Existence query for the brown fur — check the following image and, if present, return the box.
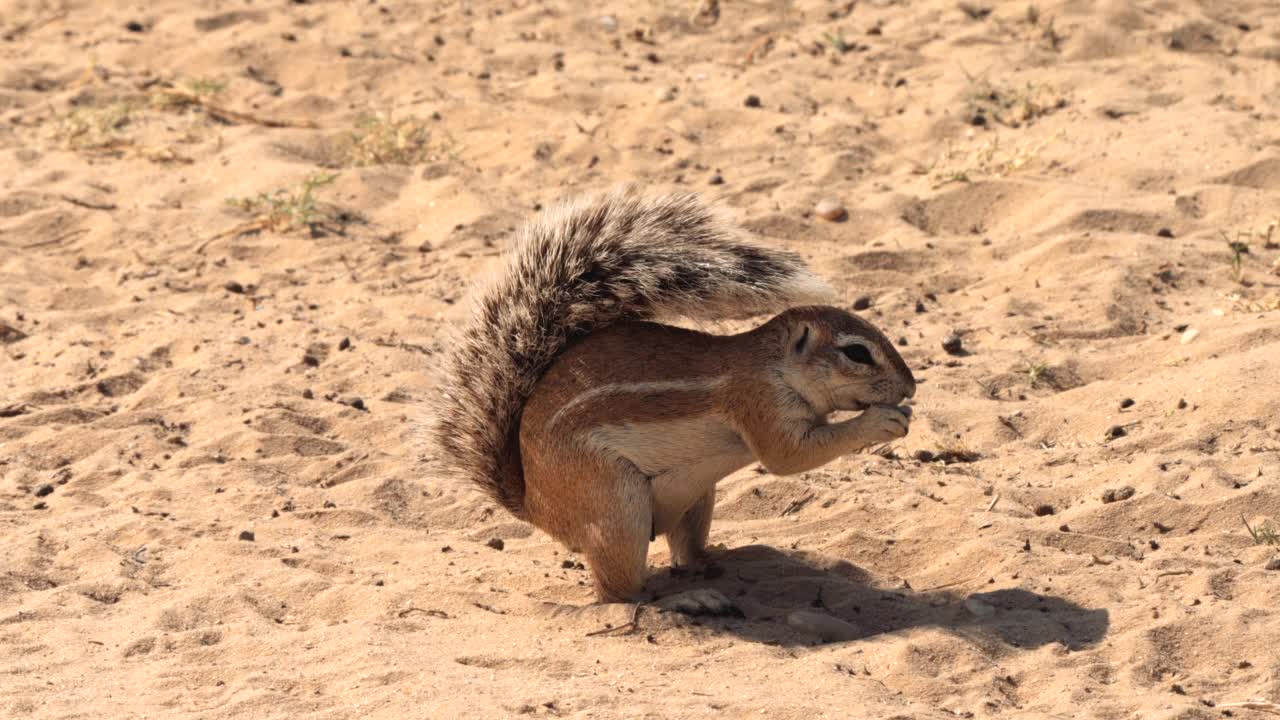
[520,308,914,601]
[430,186,832,519]
[430,187,914,602]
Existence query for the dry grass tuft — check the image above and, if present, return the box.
[346,113,442,167]
[924,132,1062,187]
[968,79,1069,128]
[1244,516,1280,546]
[224,173,339,234]
[54,103,133,154]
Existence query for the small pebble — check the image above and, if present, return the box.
[743,94,762,108]
[236,336,251,345]
[338,337,352,351]
[302,388,315,399]
[941,334,965,356]
[33,501,48,510]
[34,484,54,497]
[238,530,256,542]
[655,86,676,103]
[786,611,861,642]
[1119,398,1135,409]
[1177,398,1188,409]
[224,281,246,294]
[1157,228,1175,238]
[1105,425,1127,440]
[814,199,847,222]
[598,15,618,31]
[1102,486,1136,503]
[913,449,935,463]
[915,301,927,313]
[852,296,873,311]
[1034,504,1056,516]
[709,174,725,185]
[1266,558,1280,571]
[964,595,996,617]
[346,397,367,411]
[1180,327,1199,344]
[486,537,505,551]
[125,20,145,33]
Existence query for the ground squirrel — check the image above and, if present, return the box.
[432,186,916,603]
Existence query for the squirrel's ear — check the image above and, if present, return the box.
[789,323,812,357]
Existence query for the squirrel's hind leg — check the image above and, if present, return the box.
[667,489,714,568]
[524,448,653,603]
[582,463,653,603]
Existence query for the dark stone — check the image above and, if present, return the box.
[942,334,965,355]
[1102,486,1136,503]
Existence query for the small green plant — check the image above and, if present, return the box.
[1243,516,1279,546]
[1025,360,1048,388]
[225,173,339,233]
[1224,235,1250,283]
[184,77,226,97]
[822,30,852,54]
[347,113,436,166]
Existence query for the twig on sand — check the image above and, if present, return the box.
[1218,700,1280,716]
[744,35,774,64]
[196,218,273,254]
[985,493,1001,512]
[152,88,317,129]
[1154,569,1192,582]
[398,607,449,619]
[916,575,978,593]
[60,194,117,211]
[586,602,644,637]
[12,227,89,250]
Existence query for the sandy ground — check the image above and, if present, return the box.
[3,0,1280,718]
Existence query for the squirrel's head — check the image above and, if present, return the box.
[769,306,916,415]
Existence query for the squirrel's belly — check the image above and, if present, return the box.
[587,415,754,534]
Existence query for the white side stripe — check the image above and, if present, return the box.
[549,377,728,429]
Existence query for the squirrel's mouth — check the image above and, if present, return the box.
[844,400,913,415]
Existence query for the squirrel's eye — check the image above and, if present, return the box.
[840,344,876,366]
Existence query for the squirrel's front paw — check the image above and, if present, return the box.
[856,405,911,444]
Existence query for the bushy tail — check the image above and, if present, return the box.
[429,185,834,518]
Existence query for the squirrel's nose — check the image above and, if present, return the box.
[903,379,917,400]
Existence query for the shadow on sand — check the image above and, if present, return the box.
[635,544,1109,649]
